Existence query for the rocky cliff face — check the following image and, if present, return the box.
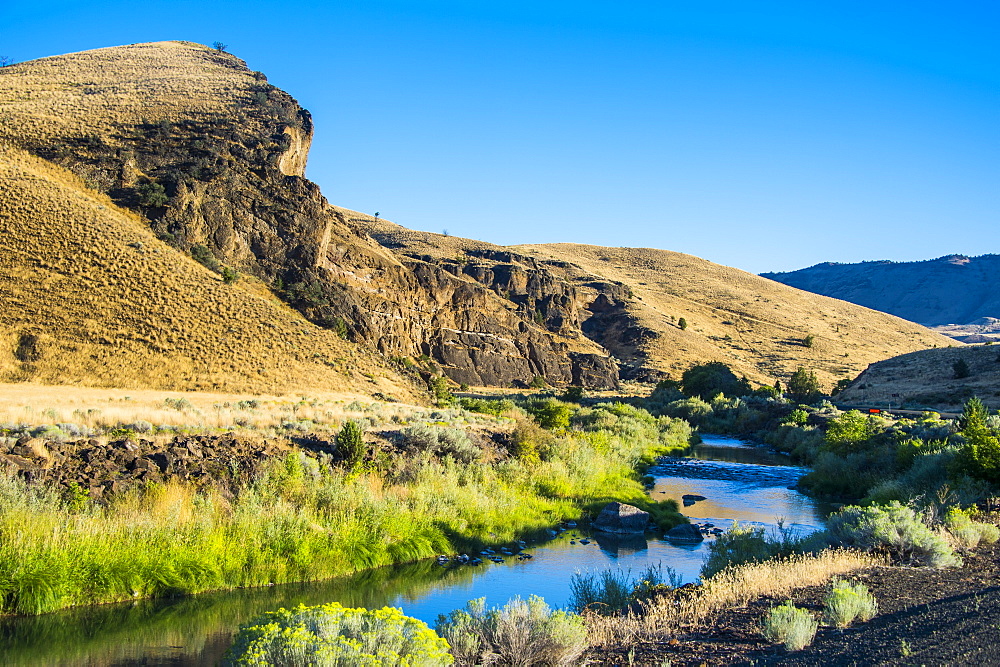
[0,42,618,388]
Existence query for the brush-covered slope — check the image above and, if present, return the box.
[837,345,1000,411]
[0,145,416,398]
[0,41,617,389]
[351,218,953,389]
[762,255,1000,326]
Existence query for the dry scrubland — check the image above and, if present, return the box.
[0,147,416,398]
[838,344,1000,410]
[518,243,952,388]
[347,207,951,389]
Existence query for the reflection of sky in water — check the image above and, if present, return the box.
[389,435,823,622]
[2,435,827,664]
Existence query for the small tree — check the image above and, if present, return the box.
[212,41,228,53]
[953,358,971,379]
[336,421,365,470]
[220,266,239,284]
[787,367,822,404]
[429,375,453,407]
[678,317,688,330]
[136,182,168,208]
[803,334,815,348]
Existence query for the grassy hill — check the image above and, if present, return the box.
[351,215,953,390]
[0,41,953,394]
[0,145,417,398]
[836,344,1000,411]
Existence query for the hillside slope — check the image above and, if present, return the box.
[0,145,416,398]
[0,41,953,392]
[0,41,617,389]
[837,345,1000,411]
[352,217,953,389]
[762,255,1000,326]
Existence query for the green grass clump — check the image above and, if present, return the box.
[762,601,817,651]
[225,602,452,666]
[436,596,587,667]
[568,563,681,615]
[822,579,877,628]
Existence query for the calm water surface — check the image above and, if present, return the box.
[0,434,826,665]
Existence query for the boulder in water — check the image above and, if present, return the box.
[592,502,650,534]
[666,523,705,542]
[682,494,707,506]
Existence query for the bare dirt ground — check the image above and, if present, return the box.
[589,542,1000,666]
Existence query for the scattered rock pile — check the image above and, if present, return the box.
[0,435,308,499]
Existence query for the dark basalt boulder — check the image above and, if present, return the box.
[592,502,649,534]
[666,523,705,542]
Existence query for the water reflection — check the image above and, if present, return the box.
[0,434,826,666]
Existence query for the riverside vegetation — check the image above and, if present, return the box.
[0,391,691,616]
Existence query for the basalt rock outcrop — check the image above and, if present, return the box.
[0,434,304,499]
[0,41,618,389]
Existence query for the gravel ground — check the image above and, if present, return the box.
[588,542,1000,666]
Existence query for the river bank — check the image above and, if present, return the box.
[588,537,1000,665]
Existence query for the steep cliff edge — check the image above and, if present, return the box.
[0,41,618,388]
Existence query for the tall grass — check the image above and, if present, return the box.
[0,399,689,615]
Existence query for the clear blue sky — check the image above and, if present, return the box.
[3,1,997,273]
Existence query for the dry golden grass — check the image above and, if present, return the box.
[0,382,435,437]
[346,210,951,389]
[512,243,953,387]
[586,550,876,647]
[0,146,419,399]
[837,343,1000,410]
[0,41,251,151]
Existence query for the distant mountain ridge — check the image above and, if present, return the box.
[762,254,1000,326]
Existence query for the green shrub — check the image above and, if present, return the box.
[822,579,877,628]
[825,502,960,567]
[524,398,571,431]
[762,601,817,651]
[191,244,221,272]
[401,425,481,464]
[787,367,822,404]
[336,421,366,470]
[435,596,587,667]
[221,266,240,284]
[136,182,168,207]
[783,409,808,426]
[680,361,751,399]
[944,507,1000,549]
[458,397,515,417]
[225,602,452,666]
[429,376,453,407]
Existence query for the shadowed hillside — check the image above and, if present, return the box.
[837,344,1000,411]
[762,255,1000,326]
[0,145,416,398]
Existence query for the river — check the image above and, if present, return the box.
[0,434,827,665]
